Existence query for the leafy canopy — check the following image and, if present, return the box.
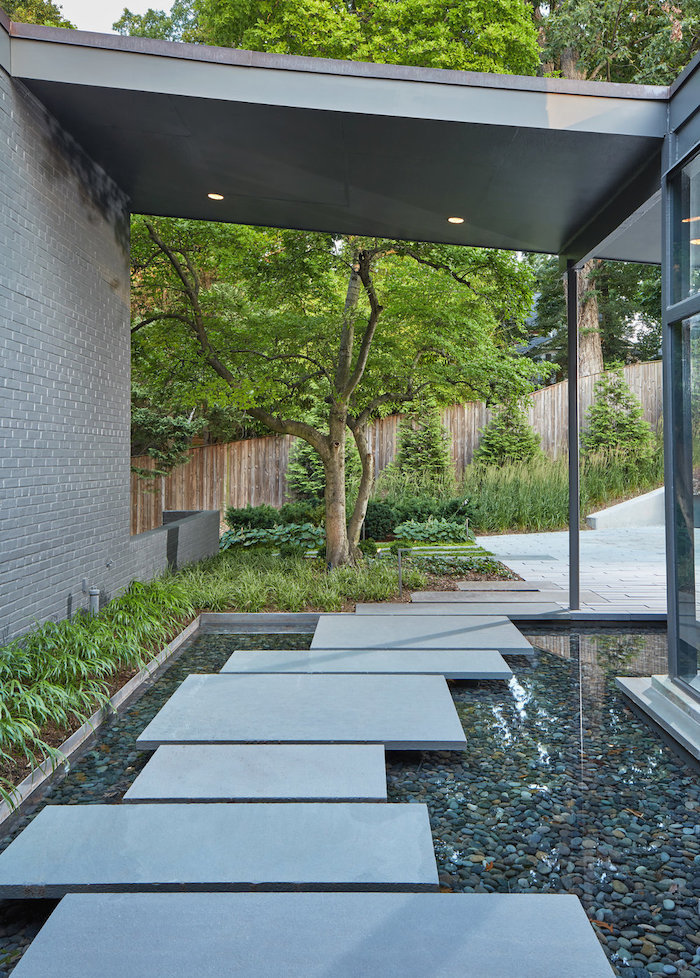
[3,0,73,26]
[130,219,538,431]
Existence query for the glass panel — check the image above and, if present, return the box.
[672,154,700,303]
[671,314,700,692]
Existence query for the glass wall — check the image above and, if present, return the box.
[666,151,700,698]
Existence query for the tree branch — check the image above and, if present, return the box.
[131,312,194,335]
[342,250,384,397]
[245,406,329,458]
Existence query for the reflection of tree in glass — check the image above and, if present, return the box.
[595,634,644,672]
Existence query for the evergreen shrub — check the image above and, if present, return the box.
[582,368,655,456]
[224,503,279,529]
[473,401,543,464]
[396,403,454,483]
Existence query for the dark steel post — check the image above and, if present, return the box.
[567,260,580,610]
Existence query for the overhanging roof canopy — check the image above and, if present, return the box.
[1,18,670,261]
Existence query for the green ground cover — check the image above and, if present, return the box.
[0,546,515,806]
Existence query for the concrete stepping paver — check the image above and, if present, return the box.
[219,647,512,680]
[0,803,438,897]
[312,613,533,655]
[123,744,388,802]
[456,580,561,590]
[8,892,615,978]
[412,590,590,603]
[136,674,467,750]
[354,602,563,617]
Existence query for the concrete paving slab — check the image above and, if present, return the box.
[312,614,533,655]
[123,745,388,802]
[136,674,467,750]
[9,892,615,978]
[411,590,595,603]
[456,581,561,590]
[0,803,438,897]
[354,602,563,616]
[219,647,512,680]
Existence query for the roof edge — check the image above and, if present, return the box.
[8,20,670,101]
[0,6,10,34]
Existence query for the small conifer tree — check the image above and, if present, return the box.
[473,401,543,464]
[395,403,453,482]
[582,368,654,457]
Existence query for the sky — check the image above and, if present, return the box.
[56,0,156,34]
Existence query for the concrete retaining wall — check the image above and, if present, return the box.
[586,487,665,530]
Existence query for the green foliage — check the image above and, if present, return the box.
[460,450,664,534]
[539,0,699,85]
[473,402,543,465]
[286,433,361,503]
[393,518,469,544]
[176,548,426,613]
[224,503,279,529]
[194,0,540,75]
[3,0,73,26]
[358,538,378,556]
[582,369,655,457]
[363,494,472,540]
[278,500,325,526]
[395,403,454,488]
[131,401,205,478]
[525,256,662,375]
[219,522,325,552]
[114,0,197,39]
[410,551,515,577]
[0,577,195,807]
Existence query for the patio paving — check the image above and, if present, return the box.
[8,892,615,978]
[136,673,468,750]
[477,526,667,613]
[219,647,512,680]
[311,613,533,655]
[0,803,438,896]
[123,744,388,802]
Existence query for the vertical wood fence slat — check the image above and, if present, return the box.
[131,360,663,534]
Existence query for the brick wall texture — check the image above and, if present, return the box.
[0,64,218,643]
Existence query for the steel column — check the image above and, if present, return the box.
[567,260,580,611]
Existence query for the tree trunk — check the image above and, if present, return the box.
[323,405,351,568]
[577,259,604,377]
[347,422,374,553]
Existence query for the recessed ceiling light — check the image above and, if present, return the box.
[447,216,465,224]
[208,193,224,201]
[683,216,700,223]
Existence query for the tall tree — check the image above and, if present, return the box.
[532,0,696,375]
[122,0,541,565]
[131,220,536,565]
[3,0,73,26]
[526,254,662,376]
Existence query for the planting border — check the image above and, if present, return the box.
[0,613,318,830]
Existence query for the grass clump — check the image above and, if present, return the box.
[459,449,663,534]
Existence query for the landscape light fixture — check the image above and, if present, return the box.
[447,216,465,224]
[208,192,224,200]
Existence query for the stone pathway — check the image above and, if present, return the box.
[0,609,614,977]
[477,527,667,613]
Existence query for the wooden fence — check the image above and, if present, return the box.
[131,360,663,534]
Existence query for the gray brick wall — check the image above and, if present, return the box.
[0,61,218,643]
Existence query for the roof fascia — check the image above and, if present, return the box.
[8,21,670,102]
[9,30,668,140]
[0,7,9,74]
